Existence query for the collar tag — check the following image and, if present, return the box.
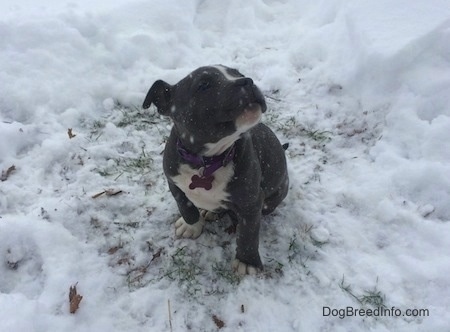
[177,139,236,190]
[189,174,214,190]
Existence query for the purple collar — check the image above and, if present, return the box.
[177,139,236,177]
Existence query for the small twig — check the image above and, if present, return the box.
[265,94,282,102]
[1,165,16,181]
[168,299,173,332]
[339,275,363,304]
[91,189,123,199]
[105,189,123,196]
[114,172,124,181]
[92,190,106,199]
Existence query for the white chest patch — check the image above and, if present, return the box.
[171,163,234,212]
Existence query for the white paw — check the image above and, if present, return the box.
[232,259,259,276]
[175,217,205,239]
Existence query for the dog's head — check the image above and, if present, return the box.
[143,65,267,155]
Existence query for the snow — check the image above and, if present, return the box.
[1,0,450,330]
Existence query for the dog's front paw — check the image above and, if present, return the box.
[175,217,205,239]
[232,259,261,275]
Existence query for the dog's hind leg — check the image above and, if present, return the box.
[262,176,289,215]
[199,209,220,222]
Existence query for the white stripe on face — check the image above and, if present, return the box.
[213,65,242,81]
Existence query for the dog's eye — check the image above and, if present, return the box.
[197,81,211,92]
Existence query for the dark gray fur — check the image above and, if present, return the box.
[143,65,288,270]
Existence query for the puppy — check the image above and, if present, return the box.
[143,65,288,274]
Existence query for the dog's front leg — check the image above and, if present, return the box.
[168,181,205,239]
[233,199,264,275]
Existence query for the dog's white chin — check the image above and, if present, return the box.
[203,104,262,157]
[236,103,262,130]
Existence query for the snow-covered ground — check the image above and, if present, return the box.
[1,0,450,331]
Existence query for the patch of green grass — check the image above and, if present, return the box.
[360,286,386,307]
[97,169,113,177]
[304,129,332,142]
[96,146,154,179]
[153,251,244,298]
[122,147,154,173]
[270,113,333,144]
[263,111,281,125]
[287,234,312,276]
[117,107,145,128]
[288,235,300,263]
[282,116,300,134]
[212,262,241,285]
[85,119,106,142]
[163,247,203,297]
[339,276,386,308]
[114,101,163,132]
[264,257,285,276]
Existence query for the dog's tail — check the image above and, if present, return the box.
[282,143,289,151]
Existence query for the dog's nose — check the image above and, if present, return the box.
[235,77,253,86]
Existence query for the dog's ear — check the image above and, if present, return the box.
[142,80,172,115]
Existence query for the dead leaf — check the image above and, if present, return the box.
[212,315,225,329]
[151,248,163,262]
[1,165,16,181]
[117,256,132,265]
[108,246,121,255]
[69,284,83,314]
[68,128,76,139]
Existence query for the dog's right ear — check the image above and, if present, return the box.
[142,80,172,115]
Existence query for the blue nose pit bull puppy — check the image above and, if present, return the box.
[143,65,289,275]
